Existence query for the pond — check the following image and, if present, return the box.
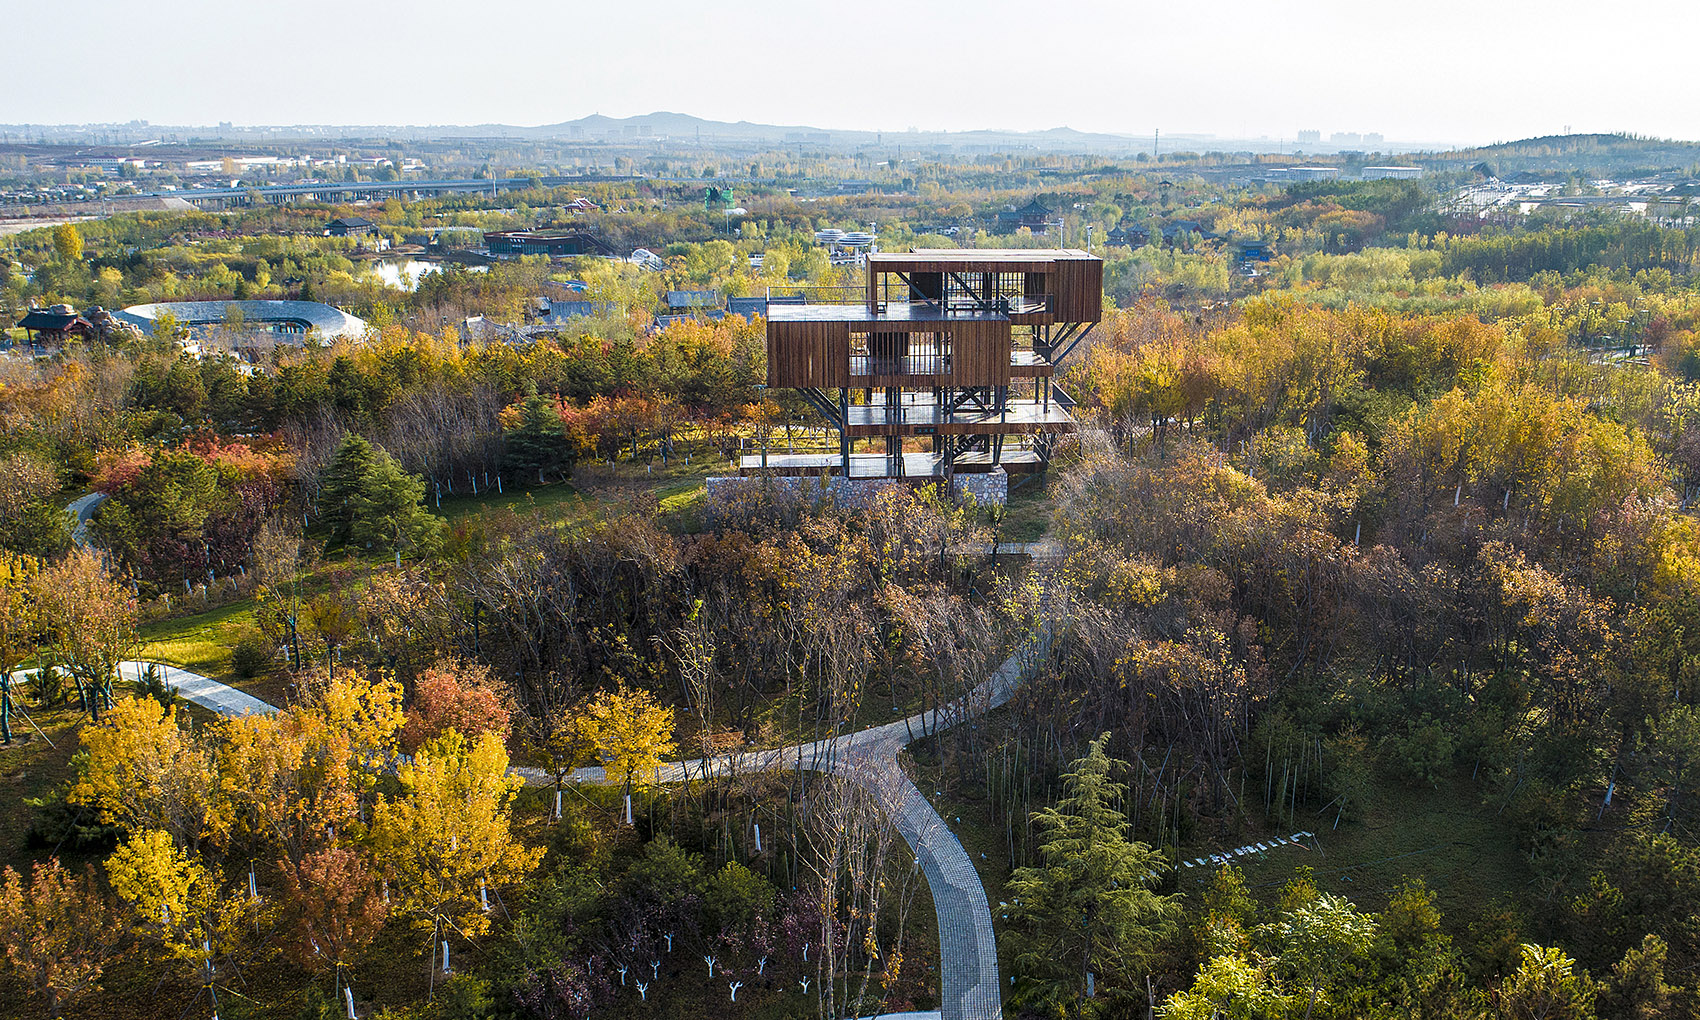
[372,259,485,291]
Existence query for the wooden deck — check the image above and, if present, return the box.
[842,398,1075,437]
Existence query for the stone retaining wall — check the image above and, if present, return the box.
[704,467,1008,523]
[950,467,1008,509]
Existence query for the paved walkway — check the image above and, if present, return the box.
[119,660,277,716]
[64,492,108,550]
[520,633,1042,1020]
[10,660,277,718]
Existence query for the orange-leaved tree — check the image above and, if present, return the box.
[0,859,127,1018]
[400,658,513,754]
[280,846,387,992]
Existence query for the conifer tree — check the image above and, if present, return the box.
[503,383,573,484]
[1006,733,1179,1016]
[316,435,441,555]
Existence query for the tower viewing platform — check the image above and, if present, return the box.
[749,248,1102,484]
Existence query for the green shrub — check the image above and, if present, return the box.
[27,662,64,708]
[230,629,275,680]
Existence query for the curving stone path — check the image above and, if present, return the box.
[518,633,1045,1020]
[64,491,108,550]
[60,486,1028,1020]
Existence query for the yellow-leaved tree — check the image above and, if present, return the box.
[585,683,676,797]
[215,669,402,870]
[70,696,214,850]
[369,729,541,993]
[106,828,258,1007]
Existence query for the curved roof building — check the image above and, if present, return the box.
[115,300,368,342]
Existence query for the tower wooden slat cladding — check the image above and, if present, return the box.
[755,248,1102,481]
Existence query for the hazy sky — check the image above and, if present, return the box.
[11,0,1698,145]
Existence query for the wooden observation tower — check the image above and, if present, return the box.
[747,249,1103,482]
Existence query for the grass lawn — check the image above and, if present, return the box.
[431,476,593,524]
[431,451,720,534]
[0,702,89,864]
[137,598,256,675]
[997,480,1056,543]
[1217,773,1532,927]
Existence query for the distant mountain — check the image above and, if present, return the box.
[0,113,1448,157]
[494,111,1149,151]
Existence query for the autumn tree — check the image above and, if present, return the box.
[0,554,37,744]
[517,709,596,819]
[216,669,402,875]
[0,860,126,1018]
[584,683,676,803]
[52,223,83,264]
[69,695,213,848]
[279,847,387,993]
[306,593,358,679]
[369,729,542,993]
[106,829,259,1009]
[32,549,136,720]
[803,767,928,1020]
[400,658,513,754]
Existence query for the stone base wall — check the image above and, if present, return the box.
[950,467,1008,509]
[704,467,1008,523]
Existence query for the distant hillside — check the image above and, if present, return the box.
[1430,133,1700,176]
[500,111,1150,153]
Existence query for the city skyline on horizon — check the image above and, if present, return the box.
[9,0,1695,148]
[0,111,1575,156]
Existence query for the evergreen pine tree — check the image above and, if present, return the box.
[504,383,572,484]
[317,435,441,555]
[1006,733,1180,1016]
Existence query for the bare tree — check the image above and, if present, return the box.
[801,764,928,1020]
